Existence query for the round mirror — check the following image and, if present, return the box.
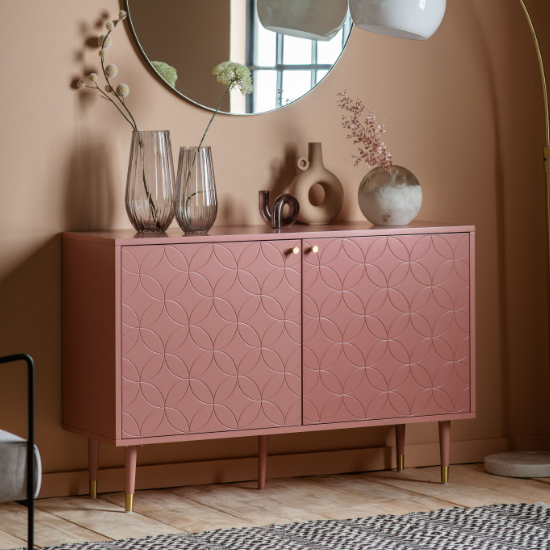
[125,0,353,115]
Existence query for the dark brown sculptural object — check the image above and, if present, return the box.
[259,191,300,229]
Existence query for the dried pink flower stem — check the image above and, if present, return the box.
[337,91,392,171]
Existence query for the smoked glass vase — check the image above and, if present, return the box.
[125,130,176,233]
[175,146,218,234]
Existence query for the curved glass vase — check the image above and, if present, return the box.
[175,146,218,234]
[125,130,176,233]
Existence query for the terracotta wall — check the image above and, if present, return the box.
[0,0,549,496]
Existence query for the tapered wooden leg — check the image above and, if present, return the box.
[125,446,137,512]
[439,421,451,484]
[88,439,99,499]
[258,435,268,490]
[395,425,405,472]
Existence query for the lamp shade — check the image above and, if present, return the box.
[350,0,446,40]
[258,0,348,41]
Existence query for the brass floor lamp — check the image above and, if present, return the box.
[349,0,550,477]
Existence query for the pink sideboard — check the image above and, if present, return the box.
[62,221,475,511]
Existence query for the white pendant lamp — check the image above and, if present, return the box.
[258,0,349,42]
[350,0,447,41]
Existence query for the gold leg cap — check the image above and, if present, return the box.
[89,480,97,499]
[441,465,449,484]
[125,493,134,513]
[397,455,405,472]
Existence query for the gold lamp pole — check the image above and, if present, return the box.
[350,0,550,475]
[517,0,550,269]
[480,0,550,477]
[484,0,550,477]
[488,0,550,476]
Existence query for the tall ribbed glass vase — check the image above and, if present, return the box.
[175,146,218,234]
[125,130,176,233]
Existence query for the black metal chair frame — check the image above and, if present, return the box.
[0,354,35,550]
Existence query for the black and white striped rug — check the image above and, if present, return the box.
[40,503,550,550]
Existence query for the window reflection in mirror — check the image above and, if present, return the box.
[126,0,352,115]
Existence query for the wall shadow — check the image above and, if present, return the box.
[461,2,510,440]
[267,145,299,199]
[220,145,298,225]
[0,237,63,467]
[466,0,550,443]
[65,13,118,232]
[62,134,116,231]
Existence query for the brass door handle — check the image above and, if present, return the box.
[291,247,300,255]
[310,246,319,254]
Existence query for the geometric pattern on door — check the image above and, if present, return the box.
[121,241,302,438]
[302,234,470,425]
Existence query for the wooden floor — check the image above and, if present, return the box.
[1,464,549,548]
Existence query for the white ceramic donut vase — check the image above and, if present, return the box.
[289,143,344,225]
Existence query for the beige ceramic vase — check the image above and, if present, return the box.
[289,143,344,225]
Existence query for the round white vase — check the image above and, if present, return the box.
[358,165,422,226]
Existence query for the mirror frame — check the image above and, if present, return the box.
[124,0,354,116]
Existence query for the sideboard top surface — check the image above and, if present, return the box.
[63,221,475,246]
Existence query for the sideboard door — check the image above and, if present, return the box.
[302,234,471,425]
[121,241,302,438]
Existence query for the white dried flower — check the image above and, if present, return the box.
[98,35,112,49]
[76,79,86,89]
[89,73,98,82]
[99,49,107,58]
[212,61,253,94]
[105,64,118,78]
[116,83,130,98]
[105,84,113,93]
[114,20,121,28]
[106,21,114,31]
[119,10,127,19]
